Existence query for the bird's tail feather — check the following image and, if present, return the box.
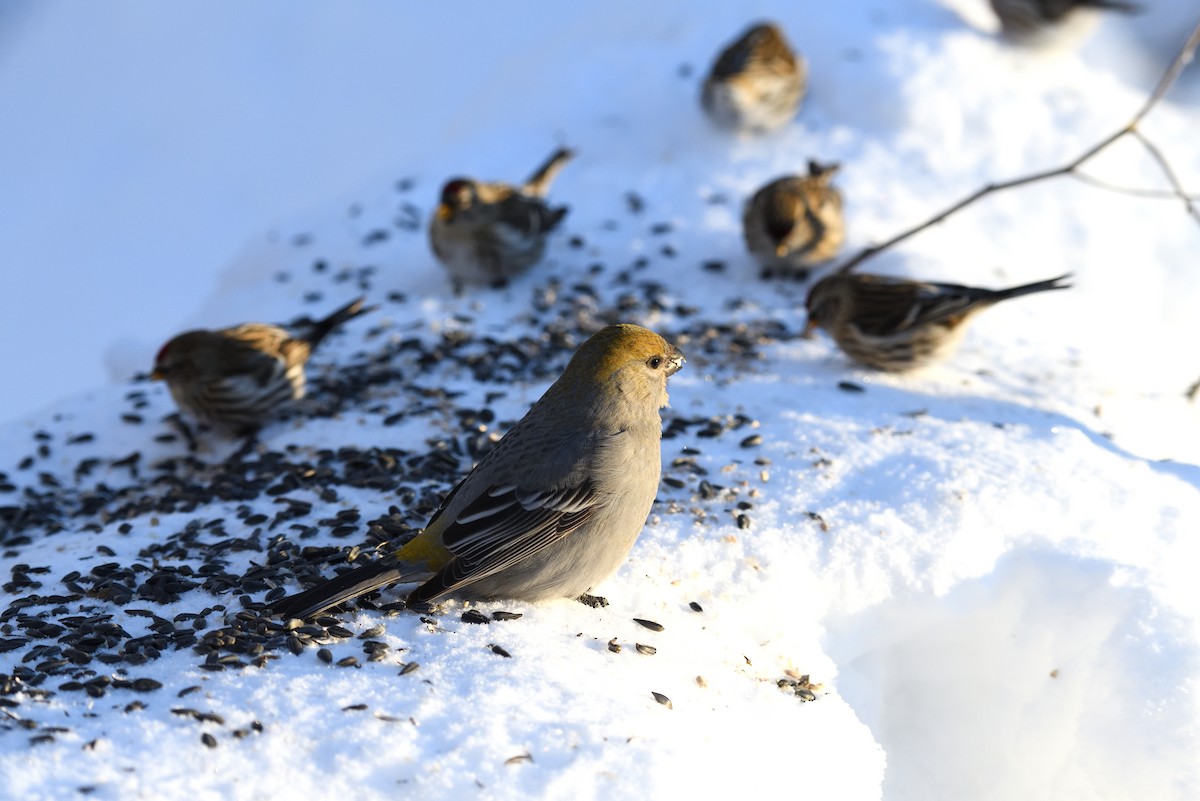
[994,274,1072,301]
[523,147,575,197]
[271,559,426,620]
[304,297,377,350]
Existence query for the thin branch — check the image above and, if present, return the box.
[1188,376,1200,403]
[1130,128,1200,222]
[835,17,1200,275]
[1070,171,1200,201]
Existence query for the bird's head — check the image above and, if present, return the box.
[557,324,684,412]
[436,179,478,220]
[803,274,849,336]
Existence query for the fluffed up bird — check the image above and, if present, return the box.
[743,160,844,280]
[151,297,374,432]
[701,21,807,134]
[270,323,685,620]
[803,272,1071,371]
[990,0,1139,44]
[429,147,574,288]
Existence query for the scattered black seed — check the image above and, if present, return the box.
[607,639,621,653]
[461,609,490,625]
[398,662,419,676]
[651,691,672,709]
[337,656,360,668]
[662,476,685,489]
[358,625,386,639]
[740,434,762,448]
[317,648,333,664]
[635,643,656,655]
[806,512,830,532]
[343,703,368,711]
[491,611,522,621]
[688,601,703,613]
[737,513,751,530]
[490,644,511,658]
[633,618,664,632]
[201,732,218,748]
[177,686,202,698]
[837,381,865,393]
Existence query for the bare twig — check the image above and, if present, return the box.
[1130,129,1200,222]
[1071,172,1200,201]
[836,18,1200,275]
[1187,375,1200,403]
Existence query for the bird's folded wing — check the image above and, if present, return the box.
[853,284,975,336]
[424,481,600,597]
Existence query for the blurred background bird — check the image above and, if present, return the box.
[804,272,1071,371]
[151,297,374,433]
[990,0,1139,45]
[743,160,844,280]
[271,323,685,620]
[429,147,574,288]
[701,21,807,133]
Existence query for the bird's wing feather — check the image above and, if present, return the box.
[420,480,601,599]
[852,280,981,335]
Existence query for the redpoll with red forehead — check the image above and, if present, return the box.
[701,22,806,134]
[429,147,574,288]
[151,297,374,433]
[271,324,685,619]
[804,272,1071,371]
[743,160,844,280]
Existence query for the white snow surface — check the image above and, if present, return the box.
[2,2,1200,800]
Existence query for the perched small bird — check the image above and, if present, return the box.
[271,324,685,619]
[429,147,574,288]
[990,0,1139,44]
[151,297,373,432]
[743,160,845,280]
[701,22,807,134]
[803,272,1071,371]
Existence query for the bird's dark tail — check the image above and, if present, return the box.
[303,297,377,351]
[270,559,426,620]
[523,147,575,197]
[1078,0,1139,12]
[993,274,1073,302]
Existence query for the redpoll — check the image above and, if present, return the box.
[701,22,806,134]
[990,0,1139,43]
[429,147,574,288]
[743,160,844,280]
[804,272,1071,371]
[271,324,685,619]
[151,297,374,432]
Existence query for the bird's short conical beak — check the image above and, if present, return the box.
[150,369,165,380]
[435,203,452,221]
[774,243,790,258]
[666,348,685,376]
[801,317,820,340]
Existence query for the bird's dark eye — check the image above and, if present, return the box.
[647,356,663,370]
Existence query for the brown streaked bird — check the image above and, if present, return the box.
[151,297,374,432]
[271,324,685,620]
[990,0,1139,43]
[701,21,807,134]
[803,272,1071,371]
[743,160,845,280]
[429,147,574,288]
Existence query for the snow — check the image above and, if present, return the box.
[2,2,1200,800]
